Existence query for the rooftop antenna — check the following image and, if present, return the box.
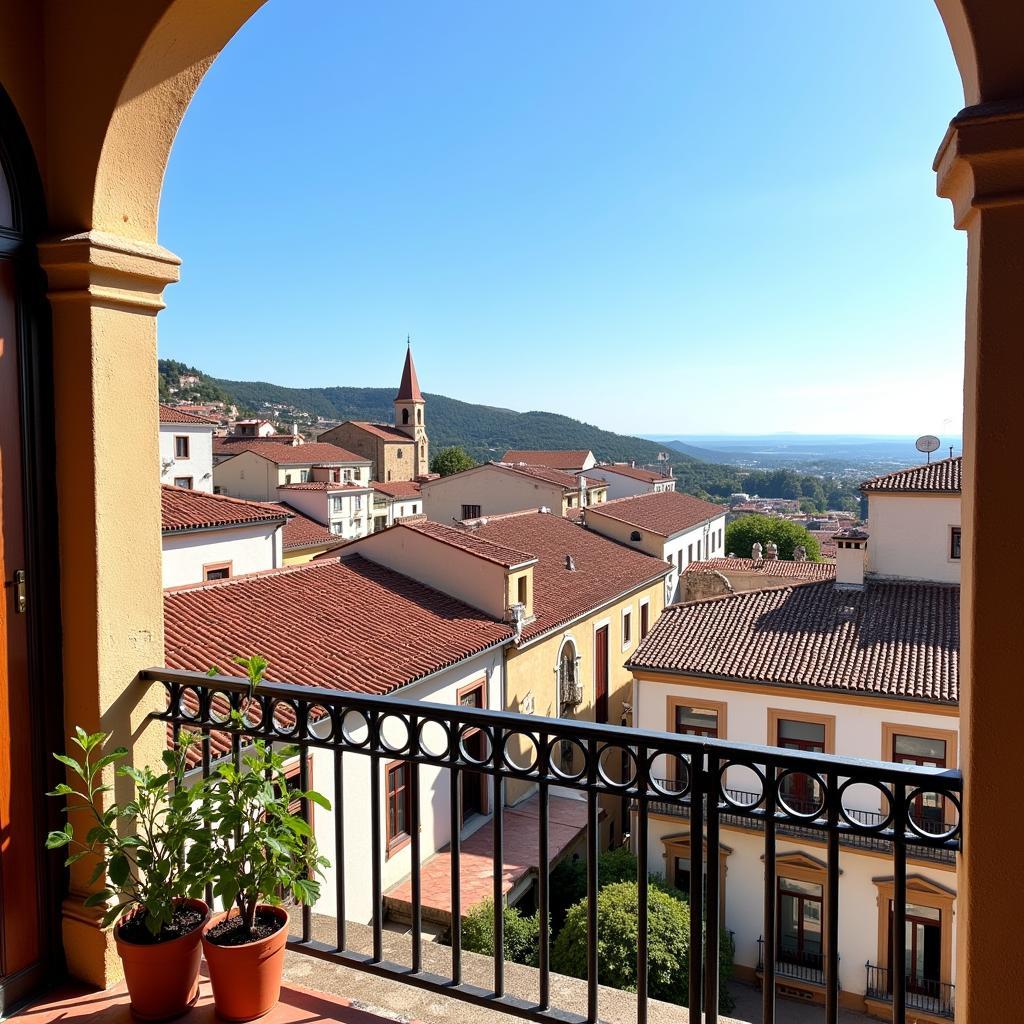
[406,334,411,348]
[915,434,941,464]
[949,446,954,459]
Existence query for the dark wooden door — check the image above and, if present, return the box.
[0,96,61,1013]
[594,626,609,724]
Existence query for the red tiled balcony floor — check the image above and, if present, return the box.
[12,974,417,1024]
[384,792,590,923]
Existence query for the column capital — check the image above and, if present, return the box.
[934,98,1024,228]
[38,230,181,313]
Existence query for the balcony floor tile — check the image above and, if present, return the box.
[11,973,418,1024]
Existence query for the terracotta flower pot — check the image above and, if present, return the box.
[201,905,289,1022]
[114,897,210,1021]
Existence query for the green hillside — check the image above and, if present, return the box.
[213,375,689,467]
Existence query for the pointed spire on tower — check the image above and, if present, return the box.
[395,338,424,402]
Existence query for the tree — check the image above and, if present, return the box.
[461,898,540,967]
[550,881,734,1011]
[430,446,476,477]
[725,514,822,561]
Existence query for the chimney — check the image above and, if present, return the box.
[751,541,763,561]
[834,528,869,588]
[764,541,778,561]
[578,475,587,507]
[565,555,576,571]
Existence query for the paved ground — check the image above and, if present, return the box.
[727,979,875,1023]
[384,793,589,923]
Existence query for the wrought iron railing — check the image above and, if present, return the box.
[866,963,955,1019]
[142,668,962,1024]
[648,780,957,865]
[756,937,831,986]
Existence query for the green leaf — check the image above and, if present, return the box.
[53,754,86,779]
[64,850,91,867]
[84,889,114,908]
[45,830,72,849]
[108,854,130,887]
[304,790,332,811]
[46,783,75,797]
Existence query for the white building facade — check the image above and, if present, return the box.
[592,463,677,500]
[278,482,372,540]
[158,405,216,492]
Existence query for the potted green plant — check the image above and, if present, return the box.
[46,727,210,1021]
[197,656,330,1022]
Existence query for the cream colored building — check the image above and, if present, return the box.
[628,457,962,1016]
[213,440,371,501]
[343,511,670,845]
[583,490,727,603]
[421,461,607,523]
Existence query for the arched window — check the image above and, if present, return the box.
[402,408,410,425]
[557,639,579,708]
[417,408,422,425]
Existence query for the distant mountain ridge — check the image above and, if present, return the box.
[212,375,693,467]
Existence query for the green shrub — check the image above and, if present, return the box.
[550,880,734,1011]
[461,898,540,967]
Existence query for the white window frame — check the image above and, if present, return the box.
[621,605,633,651]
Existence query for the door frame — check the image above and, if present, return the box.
[0,83,66,1010]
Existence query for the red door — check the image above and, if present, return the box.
[594,626,609,724]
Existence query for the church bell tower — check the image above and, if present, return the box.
[394,339,429,477]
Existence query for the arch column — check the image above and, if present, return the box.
[37,230,180,986]
[934,99,1024,1022]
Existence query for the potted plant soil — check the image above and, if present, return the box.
[197,656,330,1022]
[46,727,210,1020]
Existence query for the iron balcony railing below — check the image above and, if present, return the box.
[756,937,831,987]
[141,667,963,1024]
[647,780,956,865]
[866,963,955,1019]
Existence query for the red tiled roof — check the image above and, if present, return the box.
[339,421,414,443]
[372,480,422,499]
[215,440,369,465]
[501,450,593,471]
[684,557,836,581]
[277,481,370,492]
[159,404,218,425]
[279,504,345,552]
[599,464,672,484]
[160,486,288,534]
[584,490,725,538]
[629,579,959,704]
[395,345,424,402]
[165,557,513,693]
[397,518,537,568]
[472,511,671,642]
[861,456,962,494]
[494,462,603,492]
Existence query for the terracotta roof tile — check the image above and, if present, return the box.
[501,450,593,470]
[584,491,725,538]
[279,504,345,551]
[684,557,836,580]
[861,456,962,494]
[159,404,218,425]
[164,557,513,694]
[629,579,959,704]
[599,464,673,484]
[472,512,671,642]
[160,486,288,533]
[277,481,370,492]
[338,422,414,443]
[397,518,537,568]
[494,462,604,491]
[215,440,370,465]
[372,480,422,499]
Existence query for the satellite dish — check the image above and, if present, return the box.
[916,435,941,462]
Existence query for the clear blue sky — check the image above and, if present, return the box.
[159,1,966,436]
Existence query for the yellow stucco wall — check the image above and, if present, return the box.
[503,577,666,844]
